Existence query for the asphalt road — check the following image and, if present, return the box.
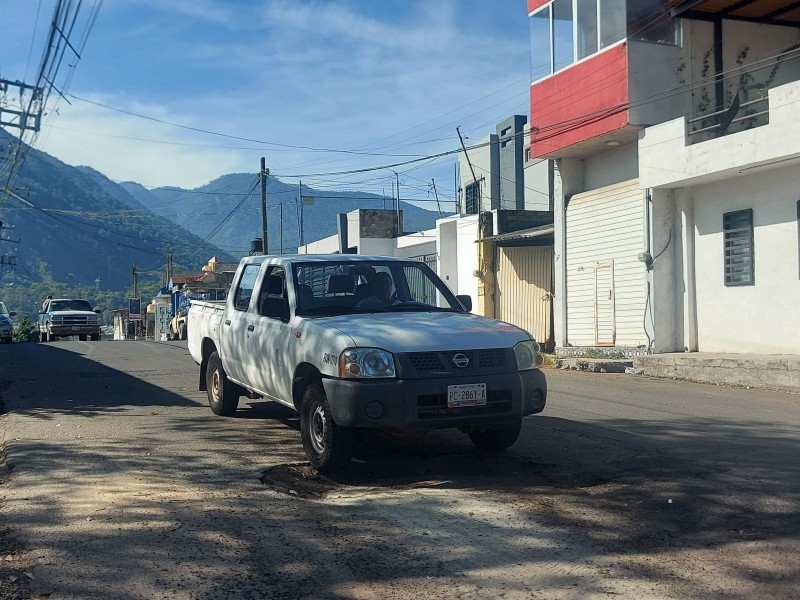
[0,340,798,599]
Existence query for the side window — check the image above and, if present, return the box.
[402,266,436,305]
[233,264,260,311]
[797,201,800,279]
[723,209,754,286]
[256,266,286,316]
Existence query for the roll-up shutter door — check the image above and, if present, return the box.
[496,246,553,344]
[565,179,647,347]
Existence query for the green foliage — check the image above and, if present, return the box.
[12,316,38,342]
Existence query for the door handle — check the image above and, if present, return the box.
[224,319,231,326]
[247,325,254,332]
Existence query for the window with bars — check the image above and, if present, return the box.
[723,209,754,286]
[465,182,480,215]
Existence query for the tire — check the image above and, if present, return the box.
[300,383,353,472]
[46,328,55,342]
[40,331,46,343]
[91,333,100,341]
[79,335,87,341]
[468,421,522,451]
[206,351,240,416]
[178,323,187,341]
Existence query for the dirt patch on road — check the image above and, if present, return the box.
[0,448,34,600]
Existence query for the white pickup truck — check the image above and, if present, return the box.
[188,254,547,471]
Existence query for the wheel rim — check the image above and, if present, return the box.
[309,404,326,455]
[210,368,221,403]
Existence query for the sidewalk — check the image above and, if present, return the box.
[554,352,800,393]
[633,352,800,393]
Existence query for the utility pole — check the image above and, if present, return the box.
[166,247,173,287]
[457,126,493,318]
[260,157,269,255]
[456,126,481,213]
[395,170,401,236]
[430,179,443,218]
[298,180,303,250]
[279,204,283,254]
[132,263,138,298]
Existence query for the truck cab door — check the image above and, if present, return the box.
[247,266,293,401]
[220,263,261,384]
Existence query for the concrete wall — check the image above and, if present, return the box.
[523,158,551,211]
[691,169,800,354]
[436,214,480,304]
[640,80,800,189]
[584,142,639,191]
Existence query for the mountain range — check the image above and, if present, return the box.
[0,128,447,292]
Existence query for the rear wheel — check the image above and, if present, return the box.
[206,351,240,416]
[468,421,522,451]
[300,383,353,472]
[178,322,187,341]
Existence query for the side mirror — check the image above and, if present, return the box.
[9,311,16,317]
[94,309,102,314]
[456,294,472,312]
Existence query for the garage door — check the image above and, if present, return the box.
[565,179,647,347]
[496,246,553,344]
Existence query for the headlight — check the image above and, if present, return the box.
[339,347,396,378]
[0,317,9,325]
[514,340,543,370]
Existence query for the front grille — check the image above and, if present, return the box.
[408,352,445,371]
[478,349,506,368]
[52,315,97,326]
[405,349,507,373]
[417,389,513,419]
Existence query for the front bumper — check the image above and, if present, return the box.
[48,325,100,335]
[322,369,547,429]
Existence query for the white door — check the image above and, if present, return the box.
[594,260,616,345]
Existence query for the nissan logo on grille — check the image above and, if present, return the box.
[451,353,470,368]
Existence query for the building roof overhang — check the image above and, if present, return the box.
[476,224,555,243]
[669,0,800,28]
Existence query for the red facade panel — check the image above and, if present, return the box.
[529,43,630,158]
[528,0,548,12]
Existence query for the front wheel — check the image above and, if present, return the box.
[468,421,522,451]
[300,383,353,472]
[206,351,240,416]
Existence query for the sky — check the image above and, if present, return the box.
[1,0,532,211]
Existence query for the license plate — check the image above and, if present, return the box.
[447,383,487,408]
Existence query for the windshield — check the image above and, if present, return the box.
[0,302,7,316]
[292,260,464,316]
[50,300,93,312]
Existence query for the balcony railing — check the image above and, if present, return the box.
[688,93,769,142]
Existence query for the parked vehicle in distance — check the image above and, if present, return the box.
[39,298,102,342]
[0,301,16,343]
[188,254,547,472]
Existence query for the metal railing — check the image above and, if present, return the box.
[688,95,768,139]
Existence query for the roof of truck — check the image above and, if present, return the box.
[245,254,418,264]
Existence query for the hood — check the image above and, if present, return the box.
[310,311,530,352]
[50,310,98,317]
